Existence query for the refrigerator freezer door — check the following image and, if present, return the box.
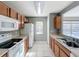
[24,23,34,48]
[29,24,34,48]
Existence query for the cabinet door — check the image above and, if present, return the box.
[24,38,29,55]
[54,16,61,29]
[0,2,9,16]
[17,13,22,21]
[9,8,17,19]
[26,38,29,52]
[60,49,68,57]
[54,44,60,57]
[17,14,22,29]
[21,15,25,28]
[21,16,24,23]
[58,41,70,57]
[52,38,55,53]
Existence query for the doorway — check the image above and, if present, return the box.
[28,17,47,41]
[34,17,47,41]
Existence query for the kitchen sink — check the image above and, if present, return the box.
[61,38,79,48]
[0,38,22,49]
[65,41,79,48]
[11,38,22,42]
[61,38,67,41]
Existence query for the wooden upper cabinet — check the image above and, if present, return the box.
[29,20,32,23]
[17,13,22,28]
[17,14,25,28]
[21,15,25,23]
[24,18,29,23]
[17,13,22,21]
[0,2,9,16]
[54,16,61,29]
[21,15,25,28]
[9,8,17,19]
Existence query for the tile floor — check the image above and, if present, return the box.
[26,41,54,57]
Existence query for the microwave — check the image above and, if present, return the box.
[0,15,20,31]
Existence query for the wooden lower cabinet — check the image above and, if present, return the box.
[52,38,55,53]
[50,36,70,57]
[54,44,60,57]
[60,49,68,57]
[26,39,29,52]
[24,37,29,55]
[59,42,70,57]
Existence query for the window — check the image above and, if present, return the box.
[62,21,71,36]
[72,21,79,38]
[62,20,79,38]
[36,21,43,34]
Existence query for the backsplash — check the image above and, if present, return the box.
[0,30,19,39]
[11,30,19,38]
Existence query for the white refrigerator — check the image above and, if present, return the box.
[24,23,34,48]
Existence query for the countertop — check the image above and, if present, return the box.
[51,34,79,57]
[0,49,8,57]
[12,35,28,39]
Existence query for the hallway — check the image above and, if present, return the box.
[26,41,54,57]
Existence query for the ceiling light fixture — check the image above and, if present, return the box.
[34,1,44,15]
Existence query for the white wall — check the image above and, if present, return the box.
[47,14,50,44]
[63,5,79,17]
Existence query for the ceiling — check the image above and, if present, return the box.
[3,1,73,17]
[63,5,79,17]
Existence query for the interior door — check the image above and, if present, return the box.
[35,17,47,41]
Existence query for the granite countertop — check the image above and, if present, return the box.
[51,34,79,57]
[12,35,28,40]
[0,49,8,57]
